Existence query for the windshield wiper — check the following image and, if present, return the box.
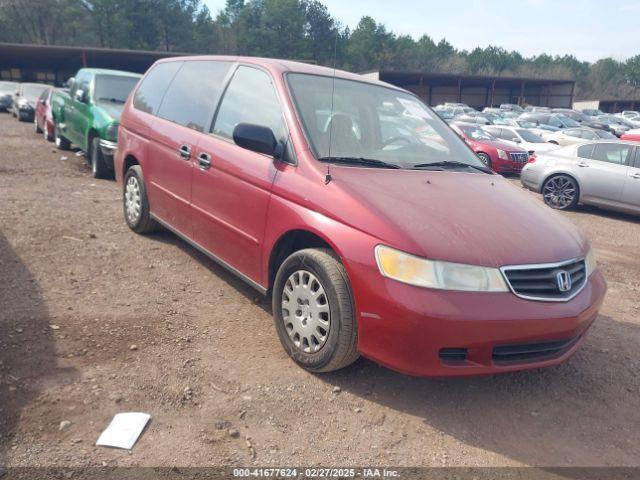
[318,156,401,169]
[412,160,493,174]
[98,97,125,104]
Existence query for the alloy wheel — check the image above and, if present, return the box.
[543,176,577,209]
[281,270,331,353]
[125,175,142,224]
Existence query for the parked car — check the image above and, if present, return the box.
[519,112,582,130]
[521,141,640,214]
[483,125,559,155]
[482,107,503,115]
[34,86,55,141]
[620,129,640,142]
[114,56,605,377]
[451,121,529,173]
[543,127,617,146]
[500,103,524,113]
[551,108,611,132]
[619,110,639,119]
[596,114,631,137]
[433,107,455,122]
[454,112,492,125]
[11,82,49,121]
[581,108,604,118]
[51,68,141,178]
[524,106,551,113]
[0,81,18,112]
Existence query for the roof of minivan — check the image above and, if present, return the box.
[154,55,402,91]
[78,68,142,77]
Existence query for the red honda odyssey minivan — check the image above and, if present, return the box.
[115,56,606,377]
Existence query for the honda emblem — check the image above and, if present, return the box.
[556,270,572,292]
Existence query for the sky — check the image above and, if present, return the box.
[203,0,639,63]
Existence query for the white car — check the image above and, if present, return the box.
[483,125,560,154]
[541,127,618,146]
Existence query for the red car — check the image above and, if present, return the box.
[620,130,640,142]
[34,86,54,142]
[114,56,606,377]
[451,122,530,174]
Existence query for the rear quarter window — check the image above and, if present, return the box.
[133,61,182,115]
[156,60,232,132]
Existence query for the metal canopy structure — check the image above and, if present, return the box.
[363,70,576,109]
[0,42,186,85]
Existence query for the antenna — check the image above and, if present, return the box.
[325,27,339,185]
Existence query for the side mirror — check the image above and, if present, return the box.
[512,137,521,143]
[65,77,75,88]
[74,89,87,103]
[233,123,277,156]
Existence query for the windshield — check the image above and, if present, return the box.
[95,75,140,104]
[22,85,48,99]
[458,125,495,141]
[595,130,616,139]
[287,73,485,170]
[515,129,545,143]
[556,114,580,127]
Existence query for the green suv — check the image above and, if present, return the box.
[51,68,141,178]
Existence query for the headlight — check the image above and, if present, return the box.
[584,247,597,277]
[105,123,119,141]
[375,245,509,292]
[497,149,508,160]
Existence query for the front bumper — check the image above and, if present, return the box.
[352,260,607,377]
[99,139,117,156]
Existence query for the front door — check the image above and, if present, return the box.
[192,65,287,282]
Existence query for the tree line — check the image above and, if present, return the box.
[2,0,640,101]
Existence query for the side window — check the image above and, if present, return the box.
[549,116,563,128]
[70,72,86,97]
[133,61,182,115]
[564,129,581,138]
[212,66,286,143]
[580,130,597,140]
[577,144,594,159]
[156,61,232,132]
[634,148,640,168]
[591,144,631,165]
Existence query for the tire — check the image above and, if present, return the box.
[90,137,111,179]
[272,248,359,373]
[123,165,159,234]
[477,152,492,168]
[542,174,579,210]
[34,116,42,133]
[54,123,71,150]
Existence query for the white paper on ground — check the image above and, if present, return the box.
[96,412,151,450]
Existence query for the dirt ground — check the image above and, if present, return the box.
[1,112,639,470]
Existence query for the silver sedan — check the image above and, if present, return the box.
[521,141,640,214]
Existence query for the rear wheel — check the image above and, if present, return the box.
[542,175,579,210]
[54,123,71,150]
[272,248,359,373]
[123,165,158,234]
[477,152,492,168]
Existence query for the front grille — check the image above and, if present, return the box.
[509,152,529,163]
[492,337,576,364]
[501,258,586,301]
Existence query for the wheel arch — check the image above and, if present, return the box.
[541,171,582,199]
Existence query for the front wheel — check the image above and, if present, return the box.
[272,248,359,373]
[542,175,579,210]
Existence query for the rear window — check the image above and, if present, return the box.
[156,61,232,132]
[133,62,182,115]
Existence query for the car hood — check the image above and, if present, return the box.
[95,101,124,121]
[329,168,587,267]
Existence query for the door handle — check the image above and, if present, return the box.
[576,161,589,167]
[630,172,640,179]
[197,152,212,170]
[178,144,191,160]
